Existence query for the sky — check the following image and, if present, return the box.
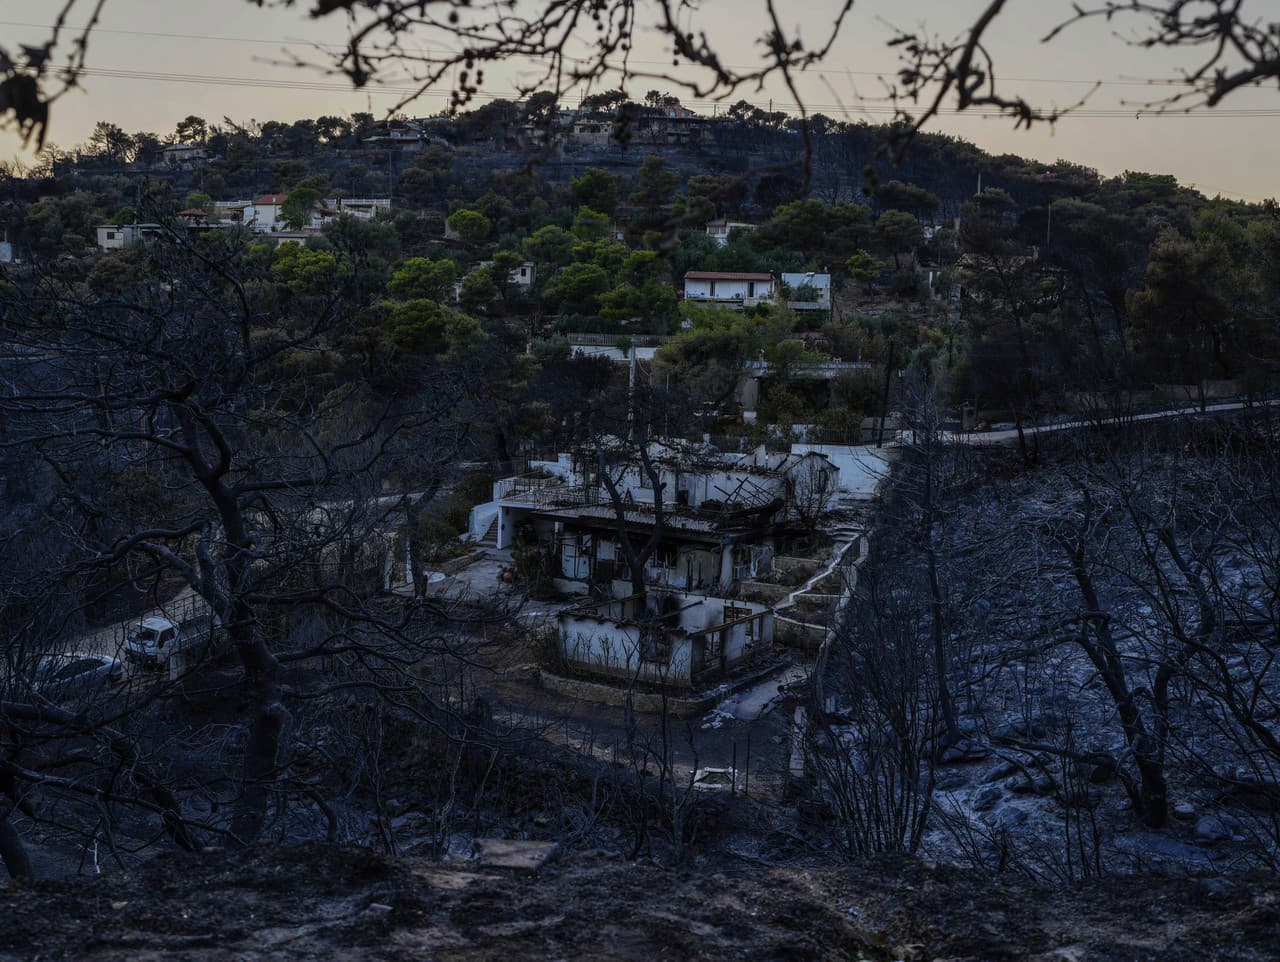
[2,0,1276,201]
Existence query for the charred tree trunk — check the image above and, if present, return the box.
[0,812,32,881]
[1061,527,1168,828]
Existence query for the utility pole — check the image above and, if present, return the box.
[877,340,896,448]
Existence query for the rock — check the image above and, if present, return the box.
[940,738,991,764]
[1220,767,1280,811]
[1005,773,1055,796]
[984,761,1020,783]
[980,805,1028,831]
[1194,814,1237,842]
[972,785,1002,813]
[1112,832,1207,863]
[471,838,561,872]
[1173,801,1196,821]
[935,771,969,792]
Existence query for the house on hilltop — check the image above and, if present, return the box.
[682,271,777,309]
[160,144,211,168]
[474,441,837,597]
[704,219,757,247]
[781,272,832,312]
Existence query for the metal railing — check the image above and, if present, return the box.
[495,475,601,509]
[566,333,674,348]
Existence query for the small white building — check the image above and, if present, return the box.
[683,271,776,308]
[213,200,254,223]
[361,120,428,150]
[454,260,538,301]
[251,194,289,232]
[781,271,832,311]
[704,219,757,247]
[95,223,163,250]
[160,144,210,167]
[329,197,392,220]
[509,261,537,288]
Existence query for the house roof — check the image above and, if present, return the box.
[254,194,289,205]
[176,207,208,217]
[684,271,774,282]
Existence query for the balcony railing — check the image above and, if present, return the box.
[495,475,600,509]
[566,333,673,348]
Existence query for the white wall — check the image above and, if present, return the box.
[559,616,694,684]
[789,444,889,497]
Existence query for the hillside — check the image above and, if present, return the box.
[4,842,1280,961]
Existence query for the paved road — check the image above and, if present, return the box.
[945,398,1279,446]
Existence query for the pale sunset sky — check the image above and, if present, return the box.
[2,0,1276,200]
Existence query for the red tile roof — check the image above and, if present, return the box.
[176,207,208,217]
[684,271,774,282]
[254,194,288,205]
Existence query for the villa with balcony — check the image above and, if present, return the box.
[469,441,838,597]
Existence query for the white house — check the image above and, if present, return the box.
[509,261,537,288]
[557,590,773,687]
[160,144,210,167]
[95,223,163,250]
[331,197,393,220]
[454,260,538,301]
[361,120,429,150]
[251,194,289,231]
[704,219,757,247]
[683,271,776,308]
[213,200,254,223]
[781,272,832,311]
[472,440,838,600]
[244,195,392,233]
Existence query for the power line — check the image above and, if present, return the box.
[0,19,347,51]
[69,65,1280,119]
[1,17,1202,89]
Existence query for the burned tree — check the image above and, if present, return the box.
[0,222,492,868]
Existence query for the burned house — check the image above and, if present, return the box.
[480,442,838,598]
[557,590,773,687]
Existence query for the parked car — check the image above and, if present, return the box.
[125,610,221,670]
[32,654,125,700]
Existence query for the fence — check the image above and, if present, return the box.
[494,476,601,509]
